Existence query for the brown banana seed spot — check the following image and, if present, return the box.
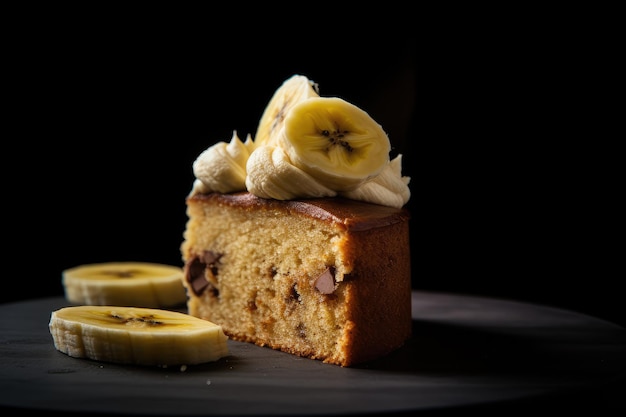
[101,269,139,278]
[322,129,354,153]
[109,313,164,326]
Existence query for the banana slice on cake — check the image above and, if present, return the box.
[62,262,187,308]
[255,74,319,147]
[49,305,229,366]
[279,96,391,191]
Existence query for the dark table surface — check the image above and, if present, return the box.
[1,291,625,416]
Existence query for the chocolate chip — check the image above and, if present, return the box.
[202,250,221,264]
[296,322,306,339]
[314,267,336,294]
[185,257,210,296]
[288,284,299,302]
[203,250,222,276]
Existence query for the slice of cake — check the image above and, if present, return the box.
[181,192,410,367]
[180,74,412,367]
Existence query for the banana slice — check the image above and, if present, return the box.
[62,262,187,308]
[279,96,391,191]
[49,305,229,366]
[254,74,319,147]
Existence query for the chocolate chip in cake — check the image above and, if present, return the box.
[287,283,300,302]
[185,257,206,295]
[185,255,221,297]
[282,284,300,315]
[296,322,306,339]
[202,250,222,277]
[269,266,279,279]
[314,267,336,294]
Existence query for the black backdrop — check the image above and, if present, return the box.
[5,18,622,329]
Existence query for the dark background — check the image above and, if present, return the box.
[4,15,622,330]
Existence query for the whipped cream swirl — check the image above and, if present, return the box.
[191,130,411,209]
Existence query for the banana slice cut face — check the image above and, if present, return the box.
[62,262,187,308]
[255,74,319,148]
[280,96,391,191]
[49,305,229,366]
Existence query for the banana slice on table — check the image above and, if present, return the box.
[62,262,187,308]
[279,96,391,192]
[255,74,319,147]
[49,305,229,366]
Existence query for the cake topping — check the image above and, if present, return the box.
[254,74,320,148]
[190,74,411,209]
[274,96,390,192]
[244,145,336,200]
[192,131,255,194]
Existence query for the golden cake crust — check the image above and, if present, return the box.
[189,191,410,230]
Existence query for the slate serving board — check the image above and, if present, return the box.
[1,291,625,415]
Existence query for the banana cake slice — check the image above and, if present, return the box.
[180,74,412,367]
[181,191,411,367]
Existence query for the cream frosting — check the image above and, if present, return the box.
[191,130,410,208]
[192,131,255,194]
[190,98,411,209]
[245,145,337,200]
